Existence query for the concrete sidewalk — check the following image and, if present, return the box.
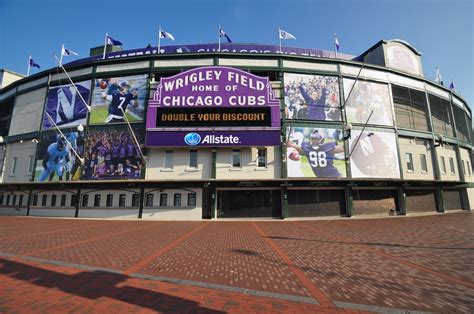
[0,212,473,313]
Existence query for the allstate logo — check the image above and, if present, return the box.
[184,132,201,146]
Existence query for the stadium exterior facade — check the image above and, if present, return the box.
[0,40,472,220]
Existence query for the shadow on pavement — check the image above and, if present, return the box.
[264,236,474,251]
[0,258,223,313]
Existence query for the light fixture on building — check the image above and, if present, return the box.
[31,139,39,143]
[342,123,352,141]
[77,124,84,132]
[434,135,444,147]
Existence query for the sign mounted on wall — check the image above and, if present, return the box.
[146,66,281,147]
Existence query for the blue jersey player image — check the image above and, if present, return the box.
[38,136,70,182]
[101,81,139,123]
[287,129,344,178]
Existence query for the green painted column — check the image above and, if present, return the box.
[210,187,216,219]
[398,187,407,215]
[26,189,32,216]
[138,187,145,219]
[281,187,288,218]
[460,188,470,210]
[435,187,445,213]
[74,189,81,218]
[211,148,217,179]
[345,187,353,217]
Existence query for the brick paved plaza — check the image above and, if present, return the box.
[0,212,473,313]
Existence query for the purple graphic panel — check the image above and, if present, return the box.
[146,130,281,147]
[146,66,281,147]
[66,43,355,67]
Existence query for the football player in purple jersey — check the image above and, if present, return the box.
[287,129,344,178]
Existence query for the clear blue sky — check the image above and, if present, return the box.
[1,0,472,105]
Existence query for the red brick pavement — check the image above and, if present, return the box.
[0,213,473,313]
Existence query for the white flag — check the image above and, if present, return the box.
[435,66,442,84]
[61,46,79,56]
[160,29,175,41]
[279,29,296,40]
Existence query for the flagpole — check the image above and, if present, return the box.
[278,27,282,53]
[59,44,64,66]
[333,33,337,59]
[53,54,91,112]
[27,56,31,77]
[157,26,161,54]
[119,107,146,165]
[103,33,108,60]
[44,111,84,164]
[218,25,221,52]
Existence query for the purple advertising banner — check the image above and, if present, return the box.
[42,80,90,130]
[146,130,281,147]
[67,43,354,67]
[146,66,281,147]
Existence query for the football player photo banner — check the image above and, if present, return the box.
[284,73,341,121]
[90,74,148,125]
[343,79,394,127]
[349,129,400,178]
[34,132,85,182]
[82,128,145,180]
[286,127,346,178]
[41,80,91,130]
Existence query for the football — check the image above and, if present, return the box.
[288,149,301,161]
[99,80,108,89]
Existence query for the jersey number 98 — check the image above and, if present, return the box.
[309,151,327,168]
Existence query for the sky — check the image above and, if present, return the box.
[0,0,472,105]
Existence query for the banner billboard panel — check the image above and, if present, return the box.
[41,81,90,130]
[284,73,341,121]
[286,127,346,178]
[146,66,280,147]
[90,74,147,125]
[146,130,281,147]
[83,128,145,180]
[34,131,85,182]
[349,130,400,178]
[343,79,394,126]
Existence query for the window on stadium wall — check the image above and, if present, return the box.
[452,105,471,143]
[249,70,279,81]
[392,85,430,131]
[0,97,14,137]
[428,94,455,137]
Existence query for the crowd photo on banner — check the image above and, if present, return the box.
[286,127,346,178]
[82,129,145,180]
[284,73,341,121]
[90,74,148,124]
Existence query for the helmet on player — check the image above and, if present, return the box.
[310,129,324,148]
[56,135,66,150]
[118,81,129,92]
